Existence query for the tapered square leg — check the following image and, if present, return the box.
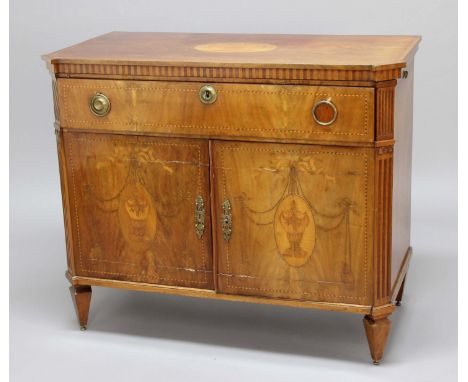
[363,314,391,365]
[395,276,407,306]
[69,285,92,330]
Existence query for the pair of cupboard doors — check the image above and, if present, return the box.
[62,129,374,306]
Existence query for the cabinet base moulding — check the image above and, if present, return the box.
[66,271,374,315]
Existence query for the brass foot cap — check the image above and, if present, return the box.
[373,361,380,365]
[80,325,87,331]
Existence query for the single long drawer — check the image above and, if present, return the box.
[57,78,374,143]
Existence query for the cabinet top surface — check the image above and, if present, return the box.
[44,32,420,70]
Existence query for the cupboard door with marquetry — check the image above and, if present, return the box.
[211,141,374,304]
[62,132,213,289]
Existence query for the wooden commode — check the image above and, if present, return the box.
[43,32,420,364]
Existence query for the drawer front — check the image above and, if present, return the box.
[57,79,374,143]
[211,140,374,304]
[62,132,213,289]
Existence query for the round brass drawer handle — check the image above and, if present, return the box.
[312,98,338,126]
[199,85,217,104]
[89,93,111,117]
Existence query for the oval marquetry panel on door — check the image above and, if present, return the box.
[273,194,316,268]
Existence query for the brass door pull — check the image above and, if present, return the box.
[89,92,111,117]
[222,199,232,242]
[195,196,206,239]
[312,98,337,126]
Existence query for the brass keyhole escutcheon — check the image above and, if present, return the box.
[199,85,217,104]
[221,199,232,242]
[89,93,111,117]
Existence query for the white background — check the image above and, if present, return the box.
[10,0,457,381]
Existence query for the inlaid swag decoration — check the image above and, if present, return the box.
[239,156,356,284]
[81,143,198,278]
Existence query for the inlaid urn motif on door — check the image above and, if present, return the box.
[275,192,315,268]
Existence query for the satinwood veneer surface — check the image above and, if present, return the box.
[43,32,420,364]
[45,32,419,70]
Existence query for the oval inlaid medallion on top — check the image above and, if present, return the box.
[194,42,277,53]
[274,195,316,268]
